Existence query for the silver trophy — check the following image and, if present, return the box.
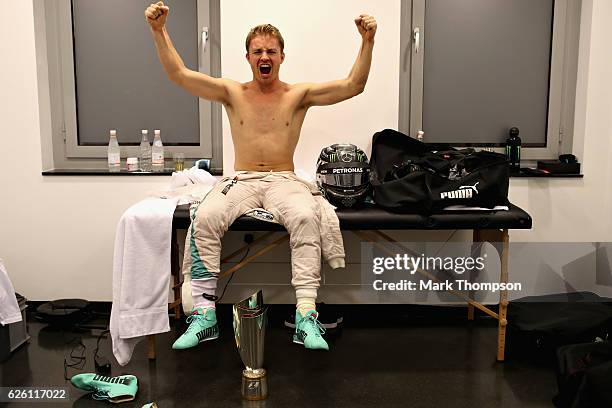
[233,290,268,400]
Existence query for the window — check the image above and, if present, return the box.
[399,0,582,160]
[34,0,223,172]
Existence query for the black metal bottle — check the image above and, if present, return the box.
[505,127,521,173]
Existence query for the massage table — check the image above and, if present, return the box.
[147,203,531,362]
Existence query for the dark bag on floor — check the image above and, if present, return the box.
[369,129,509,213]
[553,341,612,408]
[506,292,612,364]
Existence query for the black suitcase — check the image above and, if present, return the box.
[370,129,509,213]
[506,292,612,364]
[553,341,612,408]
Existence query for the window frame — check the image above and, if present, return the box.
[398,0,581,161]
[35,0,223,172]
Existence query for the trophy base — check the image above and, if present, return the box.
[241,369,268,400]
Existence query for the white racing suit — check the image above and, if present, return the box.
[181,171,345,311]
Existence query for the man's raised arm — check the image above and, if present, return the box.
[145,2,229,104]
[300,15,377,108]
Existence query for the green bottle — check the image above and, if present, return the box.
[505,127,521,173]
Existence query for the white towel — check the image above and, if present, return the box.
[155,168,218,205]
[0,259,22,325]
[109,197,179,366]
[110,168,217,366]
[169,167,217,189]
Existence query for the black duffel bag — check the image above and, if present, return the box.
[370,129,510,213]
[553,341,612,408]
[506,292,612,365]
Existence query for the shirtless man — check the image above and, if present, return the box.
[145,2,376,351]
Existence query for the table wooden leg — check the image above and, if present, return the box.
[468,230,481,321]
[467,301,475,320]
[170,228,181,320]
[497,229,510,362]
[147,335,156,360]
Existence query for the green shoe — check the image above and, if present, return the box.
[293,310,329,351]
[172,307,219,350]
[70,373,138,403]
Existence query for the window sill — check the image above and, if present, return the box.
[42,168,223,176]
[512,168,583,178]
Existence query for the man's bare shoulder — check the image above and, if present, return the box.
[291,82,319,98]
[291,82,314,92]
[280,82,307,94]
[286,83,313,102]
[289,83,317,108]
[221,78,244,91]
[218,79,248,105]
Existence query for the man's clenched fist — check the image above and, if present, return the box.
[145,2,169,31]
[354,14,377,41]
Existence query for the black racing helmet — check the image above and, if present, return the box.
[316,143,371,208]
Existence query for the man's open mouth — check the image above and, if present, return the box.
[259,64,272,75]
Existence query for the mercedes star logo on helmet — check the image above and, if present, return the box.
[340,152,354,162]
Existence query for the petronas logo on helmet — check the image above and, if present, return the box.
[332,168,363,174]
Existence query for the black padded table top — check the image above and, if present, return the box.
[173,203,531,231]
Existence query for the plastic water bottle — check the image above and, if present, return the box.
[151,129,165,172]
[107,130,120,172]
[139,129,152,171]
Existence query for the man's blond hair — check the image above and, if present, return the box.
[245,24,285,53]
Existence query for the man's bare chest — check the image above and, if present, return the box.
[230,92,303,129]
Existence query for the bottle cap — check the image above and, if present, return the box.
[141,129,148,134]
[154,129,160,135]
[110,130,117,136]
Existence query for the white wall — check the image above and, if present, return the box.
[0,0,610,302]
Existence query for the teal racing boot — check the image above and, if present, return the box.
[293,310,329,351]
[172,308,219,350]
[70,373,138,403]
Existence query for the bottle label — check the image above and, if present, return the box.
[152,152,164,164]
[108,153,120,165]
